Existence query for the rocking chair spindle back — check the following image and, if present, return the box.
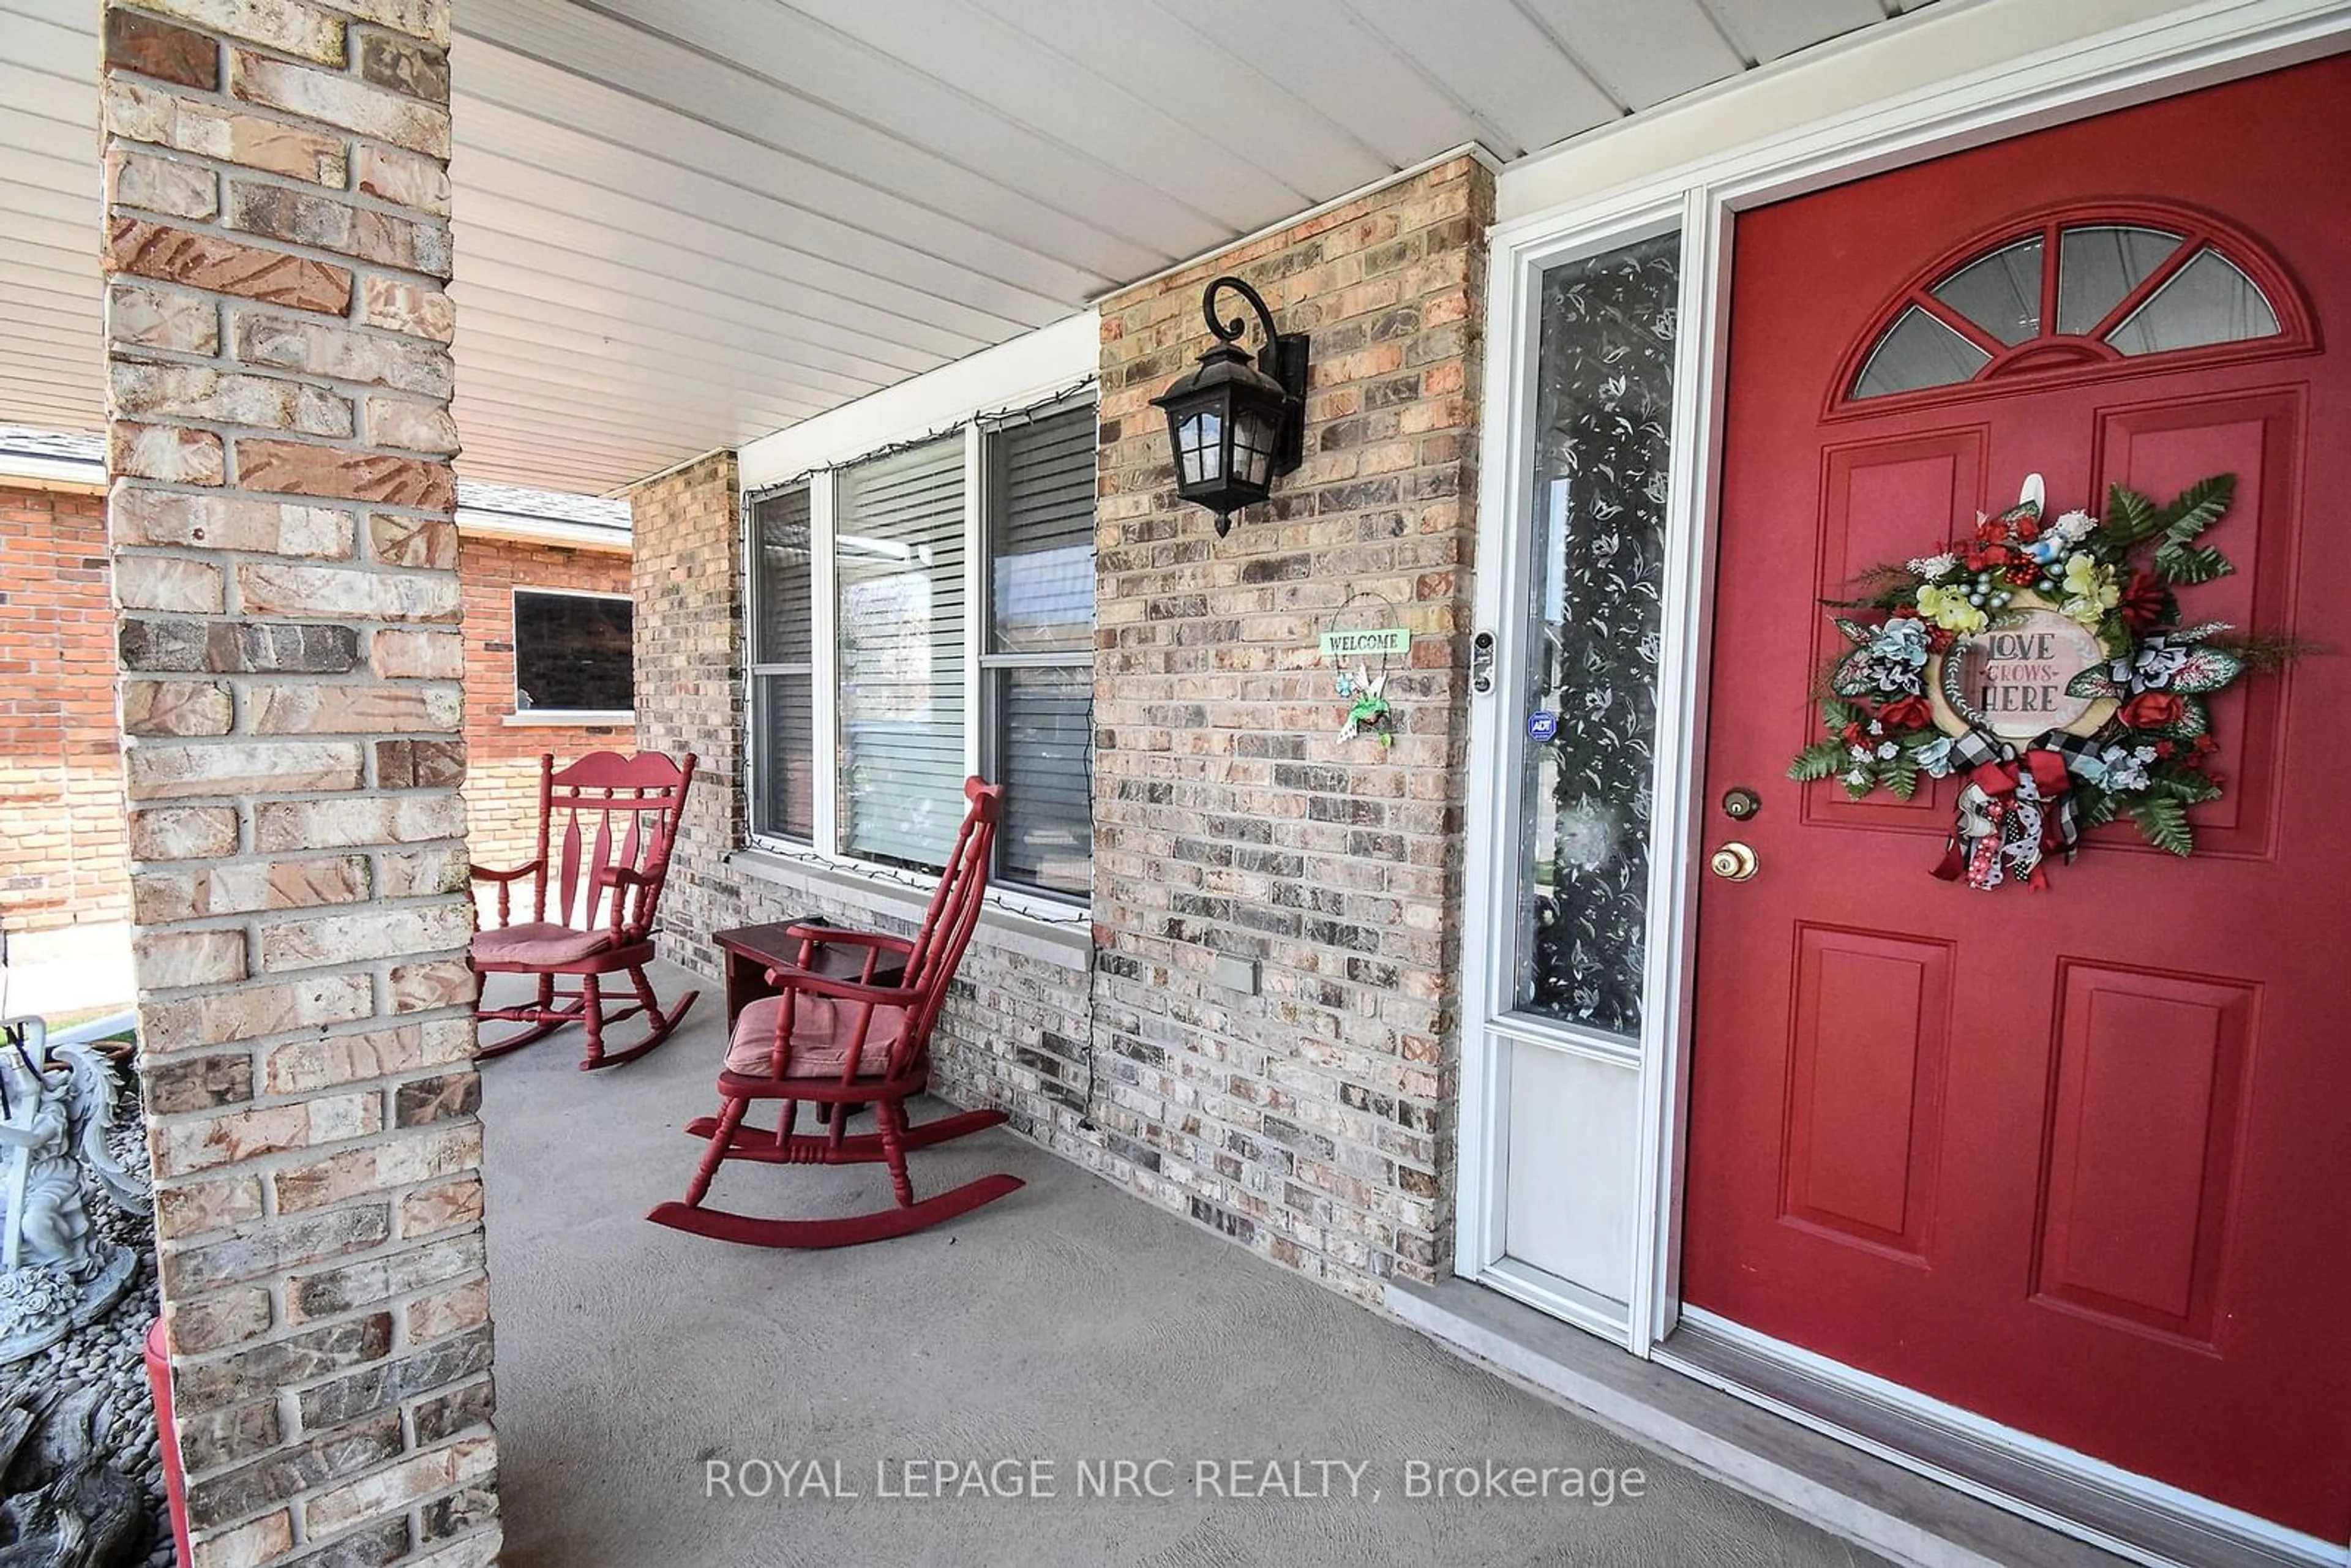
[471,750,700,1070]
[649,777,1023,1247]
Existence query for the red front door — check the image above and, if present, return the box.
[1683,56,2351,1539]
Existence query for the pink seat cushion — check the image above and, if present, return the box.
[471,921,615,967]
[724,993,912,1079]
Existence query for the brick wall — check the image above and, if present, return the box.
[456,535,634,883]
[1084,159,1491,1304]
[628,159,1489,1311]
[0,482,133,934]
[100,3,500,1564]
[0,495,630,942]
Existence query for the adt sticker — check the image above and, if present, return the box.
[1526,710,1559,742]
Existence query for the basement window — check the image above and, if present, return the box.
[511,588,636,723]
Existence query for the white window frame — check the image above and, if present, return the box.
[504,585,636,726]
[738,383,1099,927]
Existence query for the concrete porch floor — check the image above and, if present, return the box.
[479,962,1877,1567]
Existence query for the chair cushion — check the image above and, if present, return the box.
[472,921,615,967]
[724,994,911,1079]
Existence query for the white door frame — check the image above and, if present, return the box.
[1456,0,2351,1355]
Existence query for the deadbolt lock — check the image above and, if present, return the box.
[1721,786,1761,821]
[1709,841,1760,881]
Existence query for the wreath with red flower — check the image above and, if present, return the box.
[1788,473,2300,890]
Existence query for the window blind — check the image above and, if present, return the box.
[985,404,1095,897]
[838,437,966,869]
[750,486,815,839]
[988,408,1096,655]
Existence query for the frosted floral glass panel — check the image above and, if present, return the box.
[1514,231,1679,1038]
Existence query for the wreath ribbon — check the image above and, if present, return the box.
[1932,729,2102,889]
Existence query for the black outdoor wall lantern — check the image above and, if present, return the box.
[1152,276,1310,536]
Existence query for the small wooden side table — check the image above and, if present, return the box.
[711,920,908,1027]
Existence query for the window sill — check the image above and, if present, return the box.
[501,711,637,728]
[724,847,1093,972]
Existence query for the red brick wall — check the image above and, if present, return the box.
[456,535,636,883]
[0,495,632,934]
[0,482,133,934]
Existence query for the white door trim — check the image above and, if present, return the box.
[1457,0,2351,1549]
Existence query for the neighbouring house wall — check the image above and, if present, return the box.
[100,2,500,1564]
[631,157,1490,1309]
[0,481,133,934]
[456,535,634,885]
[0,497,629,943]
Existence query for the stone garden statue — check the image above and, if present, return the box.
[0,1021,150,1366]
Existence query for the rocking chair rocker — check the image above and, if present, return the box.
[470,750,699,1070]
[648,777,1021,1248]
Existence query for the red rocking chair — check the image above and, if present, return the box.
[470,750,700,1070]
[648,777,1022,1247]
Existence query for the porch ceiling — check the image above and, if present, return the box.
[1,0,1940,493]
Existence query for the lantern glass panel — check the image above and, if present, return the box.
[1233,407,1278,490]
[1176,408,1223,486]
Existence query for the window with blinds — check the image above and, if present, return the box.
[748,486,816,839]
[983,405,1095,897]
[838,437,967,870]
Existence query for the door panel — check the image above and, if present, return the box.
[2032,962,2253,1343]
[1780,925,1951,1256]
[2093,390,2302,850]
[1684,54,2351,1539]
[1804,433,1987,834]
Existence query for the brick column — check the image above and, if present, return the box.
[99,4,500,1565]
[628,451,743,981]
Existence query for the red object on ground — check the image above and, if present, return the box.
[648,777,1023,1247]
[1681,56,2351,1540]
[470,749,701,1070]
[143,1319,192,1568]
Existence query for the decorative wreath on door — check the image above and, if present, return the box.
[1788,471,2301,890]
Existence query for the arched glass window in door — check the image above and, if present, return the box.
[1845,207,2306,404]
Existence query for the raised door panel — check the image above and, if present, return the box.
[1805,431,1986,831]
[2031,962,2253,1344]
[1780,925,1951,1259]
[2091,390,2301,853]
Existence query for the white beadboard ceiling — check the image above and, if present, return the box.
[0,0,1938,493]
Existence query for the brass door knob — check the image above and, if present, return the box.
[1709,841,1759,881]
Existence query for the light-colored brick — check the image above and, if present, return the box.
[302,1437,492,1539]
[238,309,453,394]
[116,553,227,614]
[358,276,454,343]
[111,361,352,437]
[108,281,220,354]
[111,421,227,486]
[238,561,462,621]
[141,972,374,1052]
[372,627,463,678]
[124,737,366,800]
[364,394,460,455]
[252,790,465,850]
[152,1091,383,1175]
[138,0,350,65]
[107,147,218,221]
[133,927,247,988]
[127,804,240,861]
[258,901,471,971]
[112,487,355,557]
[229,50,450,158]
[246,681,462,734]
